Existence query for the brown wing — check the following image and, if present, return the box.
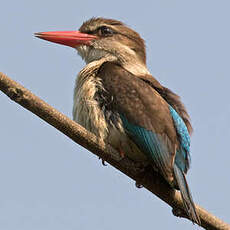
[97,62,179,182]
[139,74,193,135]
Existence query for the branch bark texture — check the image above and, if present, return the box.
[0,72,229,230]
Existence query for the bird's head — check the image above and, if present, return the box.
[35,17,148,74]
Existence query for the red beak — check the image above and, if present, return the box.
[35,31,97,48]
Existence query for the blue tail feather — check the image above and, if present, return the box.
[173,164,200,224]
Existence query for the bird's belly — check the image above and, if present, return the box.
[73,73,147,162]
[73,94,108,140]
[74,100,147,161]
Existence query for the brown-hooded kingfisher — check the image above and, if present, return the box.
[35,17,200,224]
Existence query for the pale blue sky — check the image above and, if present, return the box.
[1,1,229,229]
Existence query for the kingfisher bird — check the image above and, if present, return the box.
[35,17,200,224]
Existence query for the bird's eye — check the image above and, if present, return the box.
[98,26,114,36]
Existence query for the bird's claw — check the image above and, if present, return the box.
[99,157,107,166]
[135,181,143,188]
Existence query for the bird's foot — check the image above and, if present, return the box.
[135,181,143,188]
[98,157,107,166]
[172,207,187,218]
[134,163,151,189]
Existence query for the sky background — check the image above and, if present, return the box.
[1,1,229,229]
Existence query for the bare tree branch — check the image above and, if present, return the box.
[0,72,229,230]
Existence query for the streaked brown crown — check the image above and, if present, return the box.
[79,17,146,64]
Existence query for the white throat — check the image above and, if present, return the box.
[76,45,150,76]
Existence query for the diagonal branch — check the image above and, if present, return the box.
[0,72,229,230]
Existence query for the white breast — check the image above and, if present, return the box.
[73,62,109,140]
